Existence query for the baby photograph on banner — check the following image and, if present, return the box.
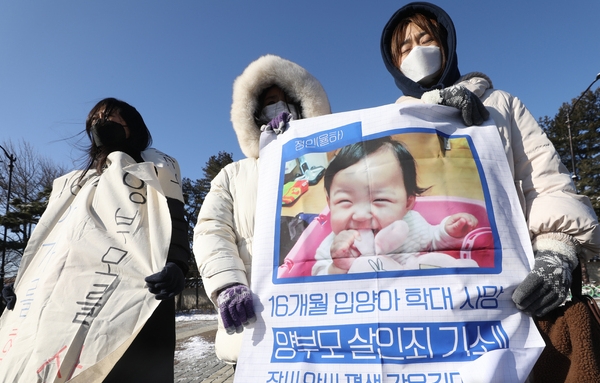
[276,130,499,281]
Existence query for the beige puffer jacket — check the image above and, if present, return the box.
[397,72,600,261]
[193,54,331,364]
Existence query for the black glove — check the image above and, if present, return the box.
[2,283,16,310]
[217,284,256,334]
[422,85,489,126]
[512,248,577,317]
[145,262,185,300]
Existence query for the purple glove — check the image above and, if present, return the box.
[2,283,16,310]
[261,111,292,135]
[145,262,185,300]
[217,284,256,334]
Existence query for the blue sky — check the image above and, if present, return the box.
[1,0,599,181]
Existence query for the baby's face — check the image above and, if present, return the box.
[328,147,415,235]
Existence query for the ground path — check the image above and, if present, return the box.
[175,317,234,383]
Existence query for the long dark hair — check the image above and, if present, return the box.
[324,136,430,197]
[83,98,152,175]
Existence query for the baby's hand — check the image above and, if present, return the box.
[445,213,478,238]
[329,230,361,274]
[374,220,409,254]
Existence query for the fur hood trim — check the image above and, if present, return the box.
[231,54,331,158]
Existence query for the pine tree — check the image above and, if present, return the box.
[182,151,234,238]
[181,151,234,282]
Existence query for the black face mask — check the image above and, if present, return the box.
[91,120,127,148]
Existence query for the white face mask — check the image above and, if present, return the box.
[259,101,299,123]
[400,45,442,85]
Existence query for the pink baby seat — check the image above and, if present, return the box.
[277,196,495,278]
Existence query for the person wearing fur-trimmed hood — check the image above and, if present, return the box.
[193,54,331,364]
[380,2,600,320]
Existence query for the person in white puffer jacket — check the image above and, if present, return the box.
[380,2,600,318]
[193,54,331,365]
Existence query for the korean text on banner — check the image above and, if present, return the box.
[235,103,545,383]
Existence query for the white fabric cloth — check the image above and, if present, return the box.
[0,149,183,382]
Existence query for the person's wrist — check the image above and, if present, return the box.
[533,236,578,269]
[218,283,241,295]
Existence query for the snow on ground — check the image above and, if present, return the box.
[175,336,213,361]
[175,310,218,322]
[175,310,218,362]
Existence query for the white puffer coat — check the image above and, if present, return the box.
[193,55,331,363]
[397,72,600,260]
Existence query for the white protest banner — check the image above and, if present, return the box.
[236,103,545,383]
[0,149,181,382]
